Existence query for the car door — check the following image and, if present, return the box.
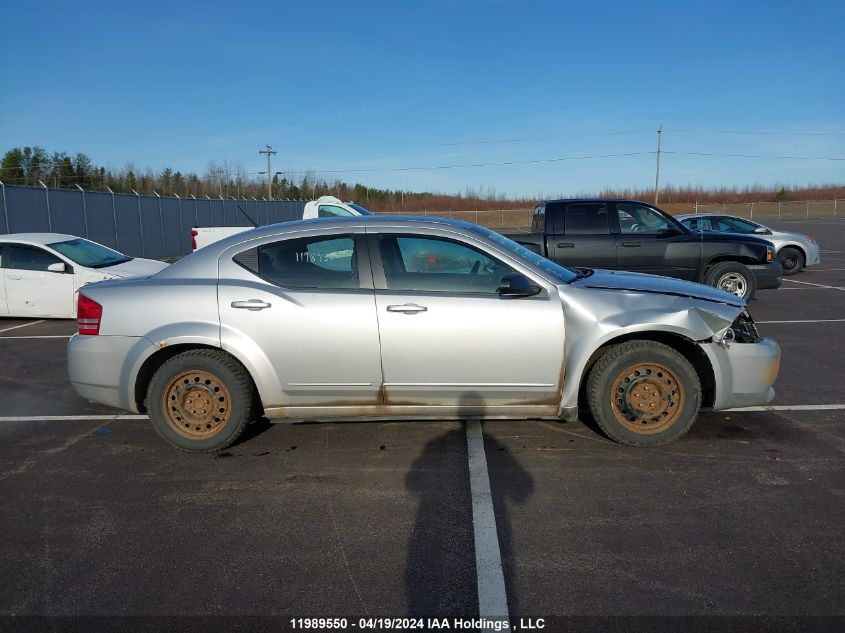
[614,202,701,280]
[545,202,618,269]
[217,229,383,407]
[369,229,565,412]
[4,244,76,317]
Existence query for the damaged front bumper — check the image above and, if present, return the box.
[700,313,781,410]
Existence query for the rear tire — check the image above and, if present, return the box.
[146,349,255,452]
[704,261,757,300]
[777,247,804,276]
[586,340,701,447]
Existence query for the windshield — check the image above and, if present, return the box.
[465,224,578,283]
[48,238,132,268]
[346,203,373,215]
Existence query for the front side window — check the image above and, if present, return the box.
[240,234,358,289]
[378,234,515,294]
[318,205,353,218]
[682,218,699,231]
[9,245,62,271]
[617,203,673,234]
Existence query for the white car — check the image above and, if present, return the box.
[0,233,169,318]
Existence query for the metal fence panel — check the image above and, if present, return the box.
[197,199,212,228]
[48,188,88,237]
[114,194,143,257]
[4,185,50,233]
[0,185,8,234]
[160,197,182,257]
[139,197,164,260]
[85,191,118,250]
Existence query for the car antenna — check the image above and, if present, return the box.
[236,204,259,228]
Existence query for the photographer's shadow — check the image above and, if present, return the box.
[404,393,534,618]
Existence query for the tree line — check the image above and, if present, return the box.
[2,145,842,213]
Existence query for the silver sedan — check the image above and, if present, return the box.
[67,216,780,451]
[676,213,821,275]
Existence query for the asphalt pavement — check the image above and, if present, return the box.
[0,217,843,632]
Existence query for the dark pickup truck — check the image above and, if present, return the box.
[505,199,782,299]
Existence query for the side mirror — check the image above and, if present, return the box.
[47,262,67,273]
[498,272,541,298]
[754,227,772,235]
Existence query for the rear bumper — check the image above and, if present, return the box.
[749,261,783,290]
[700,337,781,410]
[67,334,152,412]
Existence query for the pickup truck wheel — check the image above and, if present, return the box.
[586,341,701,446]
[147,350,255,452]
[704,261,757,300]
[777,247,804,276]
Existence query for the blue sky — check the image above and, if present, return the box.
[1,0,843,197]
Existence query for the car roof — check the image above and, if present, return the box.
[0,233,79,245]
[540,198,655,205]
[674,213,754,221]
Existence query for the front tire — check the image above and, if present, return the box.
[704,261,757,300]
[586,341,701,446]
[146,349,255,452]
[777,247,804,276]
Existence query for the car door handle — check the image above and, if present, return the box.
[556,243,575,248]
[6,275,22,280]
[386,303,427,314]
[231,299,271,310]
[621,241,642,247]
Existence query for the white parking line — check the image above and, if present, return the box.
[782,279,845,291]
[726,404,845,412]
[0,320,45,334]
[465,420,510,627]
[757,319,845,324]
[0,414,148,422]
[0,335,72,340]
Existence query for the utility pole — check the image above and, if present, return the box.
[654,126,663,205]
[259,145,277,200]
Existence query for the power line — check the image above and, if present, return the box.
[667,128,845,137]
[297,129,655,150]
[263,152,654,175]
[663,150,845,161]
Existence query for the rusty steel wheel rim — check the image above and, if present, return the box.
[161,370,232,439]
[610,362,685,434]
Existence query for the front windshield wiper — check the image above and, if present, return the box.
[92,257,133,268]
[568,267,595,282]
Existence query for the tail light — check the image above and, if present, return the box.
[77,294,102,335]
[767,247,774,262]
[191,229,198,251]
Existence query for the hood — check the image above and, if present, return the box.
[696,230,774,247]
[770,229,812,243]
[574,269,745,307]
[100,257,169,279]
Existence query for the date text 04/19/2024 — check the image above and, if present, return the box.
[289,617,546,630]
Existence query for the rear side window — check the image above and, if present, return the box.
[9,245,62,271]
[531,204,545,233]
[318,205,352,218]
[564,204,609,234]
[235,234,358,289]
